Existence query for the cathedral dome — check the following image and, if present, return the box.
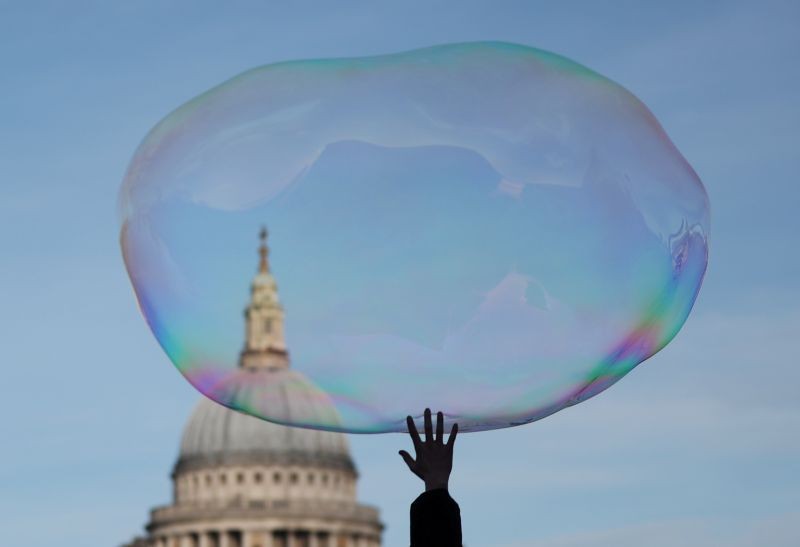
[123,228,382,547]
[175,371,355,475]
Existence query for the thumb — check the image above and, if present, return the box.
[399,450,417,471]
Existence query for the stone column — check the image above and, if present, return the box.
[219,531,229,547]
[308,531,318,547]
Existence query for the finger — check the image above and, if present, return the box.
[399,450,417,472]
[424,408,433,443]
[436,411,444,443]
[407,415,422,450]
[446,422,459,450]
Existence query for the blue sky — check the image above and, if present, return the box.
[1,1,798,546]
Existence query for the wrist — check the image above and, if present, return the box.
[424,478,449,492]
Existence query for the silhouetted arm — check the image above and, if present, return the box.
[400,408,461,547]
[409,487,462,547]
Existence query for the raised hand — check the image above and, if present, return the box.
[399,408,459,492]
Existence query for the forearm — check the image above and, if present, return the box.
[410,488,462,547]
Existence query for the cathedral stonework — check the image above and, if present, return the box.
[122,230,383,547]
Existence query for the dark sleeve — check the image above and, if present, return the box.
[410,488,462,547]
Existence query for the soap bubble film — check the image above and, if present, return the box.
[119,42,709,433]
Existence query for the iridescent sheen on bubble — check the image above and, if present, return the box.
[119,42,709,433]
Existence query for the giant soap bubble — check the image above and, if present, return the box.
[120,42,709,433]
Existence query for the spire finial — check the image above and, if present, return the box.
[258,225,269,273]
